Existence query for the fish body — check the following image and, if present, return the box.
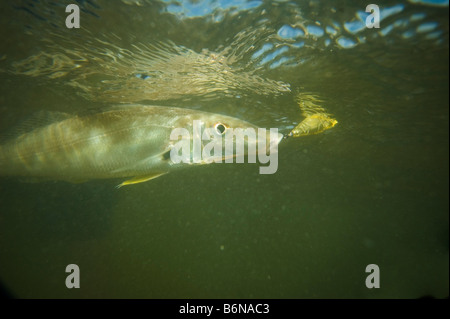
[0,105,281,186]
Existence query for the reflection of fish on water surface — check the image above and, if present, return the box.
[9,38,291,103]
[0,105,282,187]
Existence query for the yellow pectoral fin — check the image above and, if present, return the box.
[116,172,167,189]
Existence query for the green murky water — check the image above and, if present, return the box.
[0,0,448,298]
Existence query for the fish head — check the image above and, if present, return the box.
[170,111,283,165]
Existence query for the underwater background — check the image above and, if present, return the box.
[0,0,448,298]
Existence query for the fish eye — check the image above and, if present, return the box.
[214,123,227,135]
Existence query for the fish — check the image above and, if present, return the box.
[0,105,283,187]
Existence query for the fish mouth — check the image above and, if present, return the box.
[274,132,284,145]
